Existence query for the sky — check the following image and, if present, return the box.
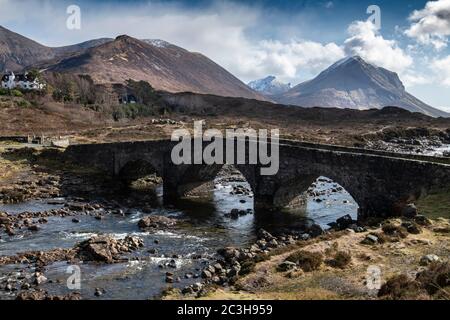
[1,0,450,111]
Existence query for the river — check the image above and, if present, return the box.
[0,173,357,300]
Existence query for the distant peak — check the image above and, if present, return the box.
[349,55,363,61]
[248,75,291,95]
[332,55,365,66]
[115,35,134,41]
[264,75,276,81]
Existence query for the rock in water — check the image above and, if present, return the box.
[75,235,144,263]
[138,215,177,231]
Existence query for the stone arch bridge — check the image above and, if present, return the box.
[64,138,450,218]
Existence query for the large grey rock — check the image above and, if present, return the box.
[420,254,440,266]
[277,261,297,272]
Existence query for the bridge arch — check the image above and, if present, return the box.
[118,159,162,187]
[163,163,257,200]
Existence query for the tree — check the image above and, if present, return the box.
[126,80,159,105]
[74,74,96,106]
[51,73,75,103]
[27,69,42,81]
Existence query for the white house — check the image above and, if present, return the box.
[1,72,44,90]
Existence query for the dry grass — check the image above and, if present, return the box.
[172,218,450,301]
[327,251,352,269]
[377,275,427,300]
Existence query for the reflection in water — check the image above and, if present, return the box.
[0,170,358,299]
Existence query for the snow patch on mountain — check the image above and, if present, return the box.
[247,76,291,96]
[142,39,172,48]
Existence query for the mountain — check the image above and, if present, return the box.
[52,38,113,56]
[276,56,448,118]
[0,25,111,72]
[248,76,291,96]
[0,25,54,71]
[43,35,265,100]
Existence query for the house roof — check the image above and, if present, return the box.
[1,73,37,82]
[15,74,27,81]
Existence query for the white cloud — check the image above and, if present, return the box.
[431,55,450,85]
[0,0,346,84]
[405,0,450,50]
[401,72,431,87]
[344,20,413,74]
[245,40,345,82]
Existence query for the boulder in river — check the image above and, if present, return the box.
[138,215,177,231]
[75,235,144,263]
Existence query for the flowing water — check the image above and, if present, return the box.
[0,175,357,300]
[424,144,450,157]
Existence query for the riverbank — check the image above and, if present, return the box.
[164,217,449,300]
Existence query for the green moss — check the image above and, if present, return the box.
[417,188,450,219]
[16,99,30,108]
[11,89,23,97]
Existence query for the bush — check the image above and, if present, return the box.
[16,100,29,108]
[378,275,425,300]
[11,89,23,97]
[0,88,8,96]
[382,222,408,239]
[327,251,351,269]
[239,260,256,276]
[285,250,323,272]
[374,232,390,244]
[112,103,157,121]
[126,79,159,105]
[416,262,450,296]
[401,221,422,234]
[254,253,269,263]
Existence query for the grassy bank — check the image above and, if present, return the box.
[417,188,450,219]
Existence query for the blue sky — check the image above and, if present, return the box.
[1,0,450,111]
